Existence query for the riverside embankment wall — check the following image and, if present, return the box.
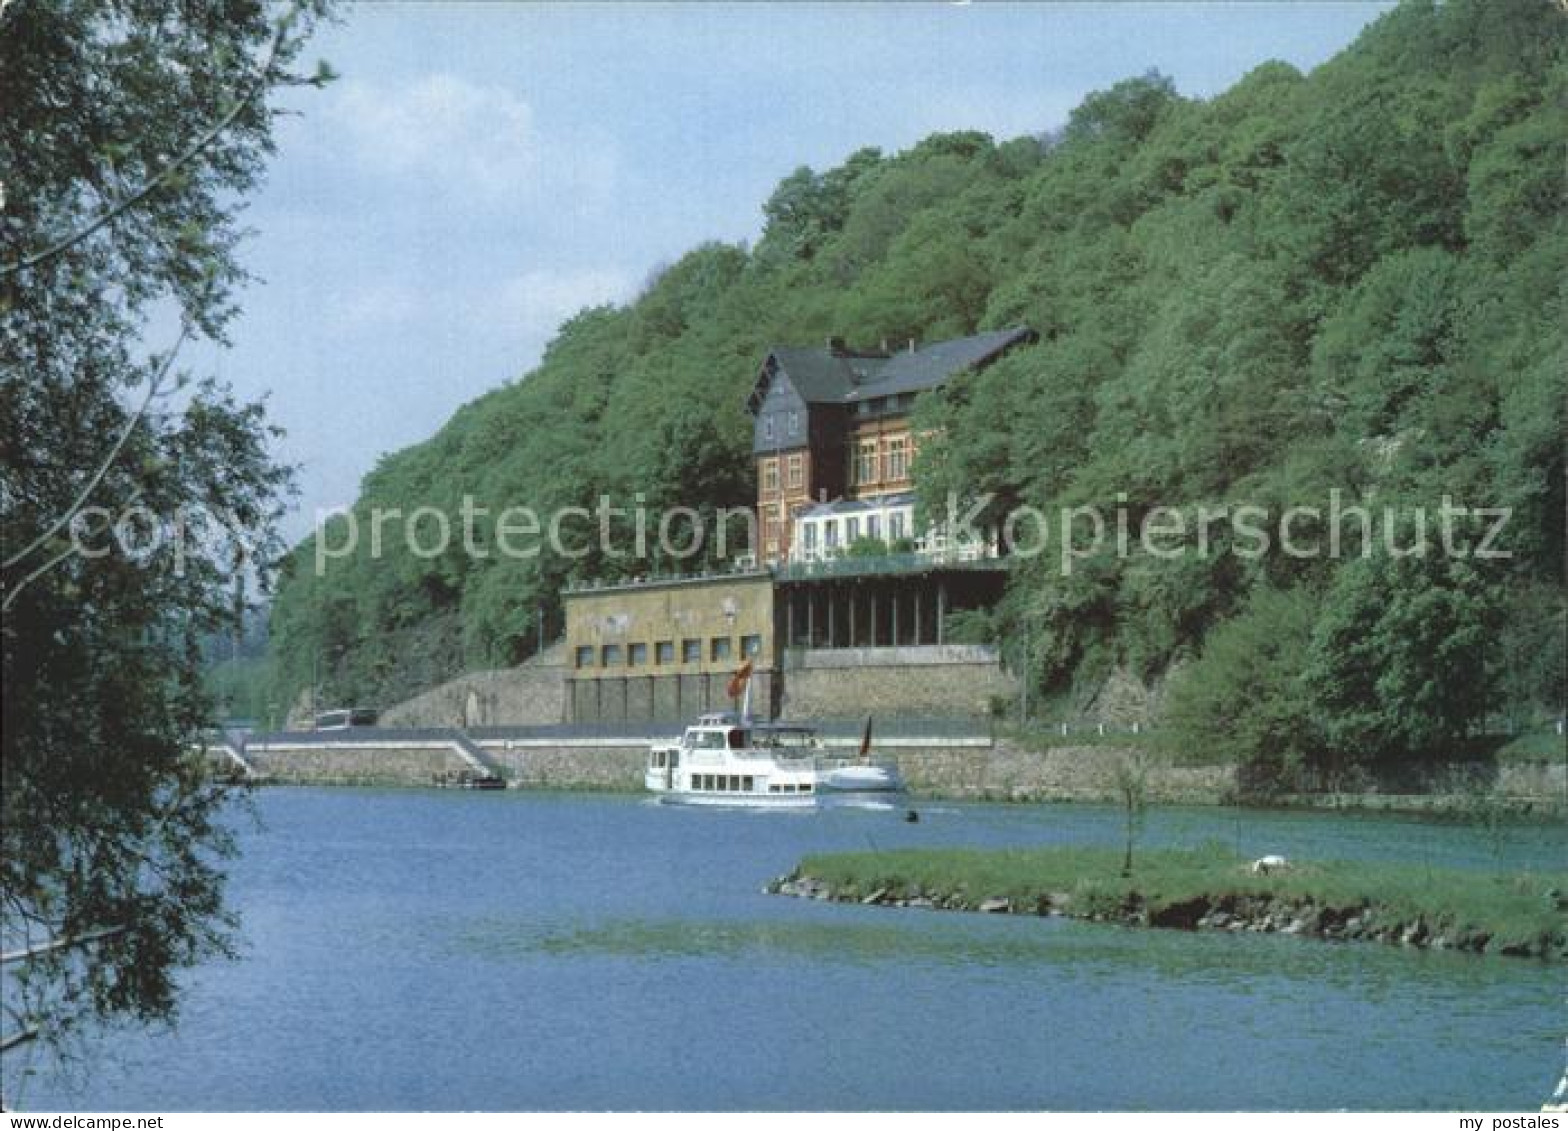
[230,730,1565,814]
[244,738,476,786]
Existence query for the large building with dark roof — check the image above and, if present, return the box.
[747,328,1034,562]
[559,328,1032,723]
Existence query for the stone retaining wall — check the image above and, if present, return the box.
[237,734,1562,811]
[464,741,1226,803]
[245,741,474,786]
[885,743,1232,803]
[1497,760,1566,798]
[780,646,1017,719]
[481,744,648,791]
[380,647,569,728]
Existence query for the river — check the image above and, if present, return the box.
[10,789,1564,1111]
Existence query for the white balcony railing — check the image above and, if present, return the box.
[784,531,997,567]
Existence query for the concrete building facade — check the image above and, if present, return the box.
[563,571,779,722]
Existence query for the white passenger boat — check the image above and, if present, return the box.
[645,713,905,809]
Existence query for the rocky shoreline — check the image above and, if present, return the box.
[767,872,1568,961]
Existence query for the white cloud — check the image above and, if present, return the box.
[327,280,424,333]
[324,74,615,207]
[319,266,634,355]
[489,267,637,340]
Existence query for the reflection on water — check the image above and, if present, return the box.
[9,789,1564,1112]
[471,904,1555,997]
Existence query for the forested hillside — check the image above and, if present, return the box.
[267,0,1564,784]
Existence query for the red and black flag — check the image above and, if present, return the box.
[726,658,754,701]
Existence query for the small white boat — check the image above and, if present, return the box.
[819,762,904,793]
[646,713,905,809]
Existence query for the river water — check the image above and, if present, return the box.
[11,789,1564,1111]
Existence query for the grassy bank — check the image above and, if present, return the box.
[781,845,1568,960]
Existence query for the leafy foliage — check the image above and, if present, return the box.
[1163,586,1318,795]
[2,0,329,1053]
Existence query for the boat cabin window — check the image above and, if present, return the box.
[727,729,748,750]
[689,730,725,750]
[691,773,759,793]
[754,727,809,746]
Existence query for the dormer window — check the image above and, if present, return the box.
[762,416,774,441]
[787,410,799,435]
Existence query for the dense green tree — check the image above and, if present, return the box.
[1303,555,1502,767]
[2,0,331,1055]
[1164,586,1320,795]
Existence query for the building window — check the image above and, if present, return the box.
[574,646,594,669]
[802,523,817,551]
[682,638,701,663]
[656,640,675,665]
[762,459,779,493]
[846,517,860,542]
[786,453,804,489]
[741,634,762,658]
[867,514,880,541]
[601,644,622,666]
[857,440,878,485]
[711,637,732,662]
[763,516,779,547]
[886,437,908,481]
[762,415,774,441]
[890,512,906,541]
[824,521,839,548]
[787,410,800,436]
[628,642,648,667]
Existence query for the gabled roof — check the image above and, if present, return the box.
[856,327,1034,400]
[761,348,867,405]
[747,327,1034,413]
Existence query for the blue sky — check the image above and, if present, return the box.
[209,1,1392,539]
